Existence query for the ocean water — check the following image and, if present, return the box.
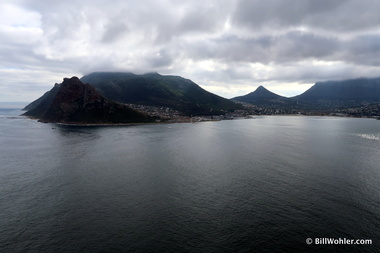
[0,104,379,252]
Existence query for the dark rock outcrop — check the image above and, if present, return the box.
[23,77,154,124]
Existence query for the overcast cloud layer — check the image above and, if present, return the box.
[2,0,380,101]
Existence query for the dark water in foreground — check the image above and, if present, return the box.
[0,104,379,252]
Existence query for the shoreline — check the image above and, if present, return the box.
[20,113,379,128]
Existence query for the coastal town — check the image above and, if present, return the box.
[125,102,380,122]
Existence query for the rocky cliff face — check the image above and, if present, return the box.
[23,77,154,124]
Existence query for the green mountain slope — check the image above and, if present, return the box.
[80,72,241,115]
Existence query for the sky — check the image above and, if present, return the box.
[2,0,380,102]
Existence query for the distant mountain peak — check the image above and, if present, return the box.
[234,85,284,101]
[254,85,274,95]
[230,85,298,109]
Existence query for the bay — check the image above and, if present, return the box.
[0,105,379,252]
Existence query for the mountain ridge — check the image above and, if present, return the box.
[292,77,380,108]
[233,77,380,111]
[80,72,241,115]
[23,73,380,119]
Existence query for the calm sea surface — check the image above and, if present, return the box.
[0,103,379,252]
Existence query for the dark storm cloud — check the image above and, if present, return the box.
[233,0,342,29]
[345,34,380,66]
[149,1,231,43]
[101,22,129,43]
[183,31,340,64]
[232,0,380,32]
[3,0,380,101]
